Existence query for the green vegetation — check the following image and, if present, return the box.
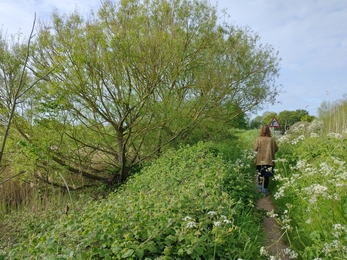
[1,0,281,192]
[250,109,315,133]
[1,0,346,259]
[1,141,266,259]
[271,121,347,259]
[1,107,347,259]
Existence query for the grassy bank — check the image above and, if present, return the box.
[271,122,347,259]
[1,140,266,259]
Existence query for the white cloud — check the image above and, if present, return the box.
[0,0,101,36]
[214,0,347,116]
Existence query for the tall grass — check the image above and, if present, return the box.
[318,96,347,134]
[0,179,31,217]
[0,177,77,220]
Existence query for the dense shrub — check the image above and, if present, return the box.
[3,142,263,259]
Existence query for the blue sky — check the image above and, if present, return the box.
[1,0,346,117]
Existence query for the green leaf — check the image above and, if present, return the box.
[122,249,134,258]
[195,246,205,256]
[135,248,144,258]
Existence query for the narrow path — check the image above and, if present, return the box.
[257,194,290,260]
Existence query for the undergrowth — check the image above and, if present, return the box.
[1,141,265,259]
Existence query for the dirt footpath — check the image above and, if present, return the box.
[257,195,290,260]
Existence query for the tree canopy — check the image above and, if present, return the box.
[1,0,281,187]
[249,109,315,133]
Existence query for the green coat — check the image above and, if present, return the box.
[253,136,278,166]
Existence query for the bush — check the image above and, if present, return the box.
[4,142,263,259]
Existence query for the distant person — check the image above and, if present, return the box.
[253,125,278,195]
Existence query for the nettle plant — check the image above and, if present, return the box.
[272,123,347,259]
[6,142,263,259]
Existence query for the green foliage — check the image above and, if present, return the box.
[271,124,347,259]
[276,109,309,133]
[1,0,282,186]
[3,142,264,259]
[262,111,277,127]
[300,114,315,122]
[182,104,248,146]
[249,112,277,130]
[201,128,258,164]
[0,0,282,195]
[250,109,316,134]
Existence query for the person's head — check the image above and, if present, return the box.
[259,125,271,137]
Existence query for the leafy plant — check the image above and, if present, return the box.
[4,142,264,259]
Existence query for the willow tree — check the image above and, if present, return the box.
[28,0,281,185]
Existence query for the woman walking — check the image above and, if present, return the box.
[253,125,278,195]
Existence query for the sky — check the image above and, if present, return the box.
[1,0,346,118]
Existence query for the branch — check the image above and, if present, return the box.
[35,172,98,191]
[0,13,36,164]
[0,171,26,185]
[49,155,108,182]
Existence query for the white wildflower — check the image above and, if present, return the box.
[267,209,276,218]
[289,251,298,259]
[310,132,319,138]
[320,162,334,175]
[291,138,299,145]
[213,221,221,227]
[285,203,294,209]
[207,211,217,216]
[305,184,328,194]
[275,158,288,163]
[292,124,306,134]
[260,246,268,256]
[186,221,197,228]
[283,248,291,254]
[331,156,345,167]
[333,224,343,230]
[308,119,324,133]
[269,213,278,218]
[327,132,343,139]
[278,135,291,144]
[274,186,285,199]
[283,248,298,259]
[295,160,307,170]
[182,216,192,221]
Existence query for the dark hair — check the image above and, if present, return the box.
[259,125,271,137]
